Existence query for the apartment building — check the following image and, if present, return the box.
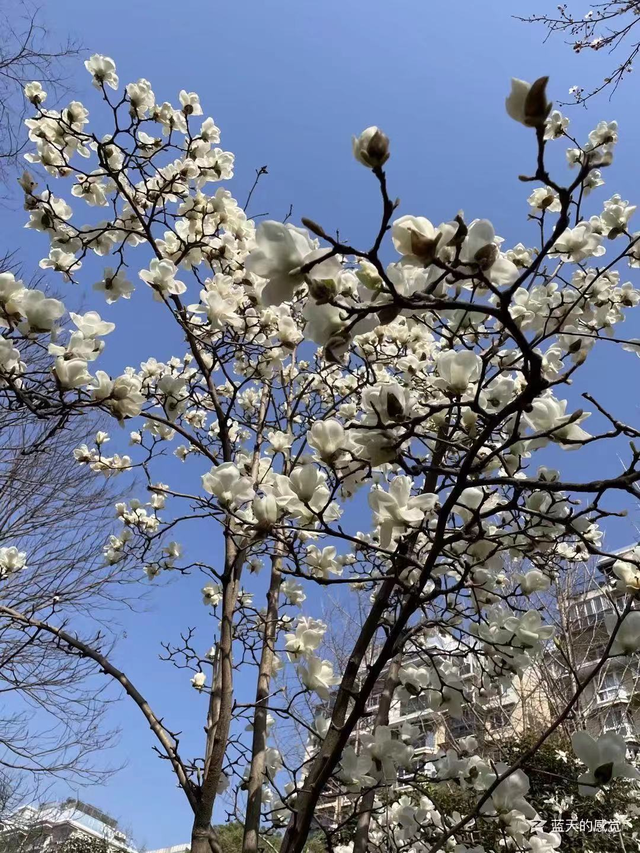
[314,548,640,828]
[0,800,137,853]
[548,571,640,749]
[314,631,553,828]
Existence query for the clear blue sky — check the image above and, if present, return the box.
[4,0,640,847]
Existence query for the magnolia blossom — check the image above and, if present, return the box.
[572,731,640,796]
[436,350,482,395]
[298,655,339,699]
[480,763,535,817]
[524,395,591,448]
[284,617,326,661]
[391,215,457,262]
[369,476,438,548]
[201,462,255,507]
[94,268,135,303]
[337,746,375,790]
[245,221,315,306]
[17,291,64,334]
[307,419,346,461]
[0,546,27,577]
[528,187,562,213]
[612,548,640,591]
[85,54,119,89]
[607,611,640,655]
[70,311,115,338]
[139,258,187,298]
[191,671,207,691]
[505,77,551,127]
[359,726,413,780]
[550,221,605,262]
[202,584,223,607]
[514,569,551,595]
[352,126,390,169]
[503,610,555,651]
[459,219,519,286]
[24,81,46,104]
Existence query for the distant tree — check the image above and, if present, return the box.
[421,733,640,852]
[0,329,138,790]
[54,834,111,853]
[519,2,640,104]
[0,0,80,185]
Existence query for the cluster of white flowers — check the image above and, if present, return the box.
[5,61,640,851]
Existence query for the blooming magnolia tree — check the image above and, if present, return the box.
[4,62,640,853]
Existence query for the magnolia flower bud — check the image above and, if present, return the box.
[352,126,390,169]
[505,76,552,128]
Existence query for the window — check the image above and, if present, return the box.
[597,671,624,704]
[486,707,510,730]
[572,594,612,624]
[448,712,475,739]
[602,706,634,738]
[414,723,436,753]
[400,693,432,717]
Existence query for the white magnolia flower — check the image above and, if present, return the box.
[126,79,155,117]
[54,356,92,389]
[352,126,390,169]
[202,584,223,607]
[572,731,640,795]
[70,310,115,338]
[503,610,555,650]
[307,419,346,462]
[284,616,326,660]
[94,268,135,303]
[524,395,591,448]
[479,763,535,817]
[359,726,414,780]
[305,545,341,578]
[252,494,282,528]
[91,371,144,420]
[245,221,315,306]
[179,90,203,116]
[459,219,519,286]
[298,655,339,699]
[39,249,79,282]
[191,671,207,691]
[528,187,562,213]
[514,570,551,595]
[544,109,569,140]
[337,746,375,790]
[24,81,46,104]
[391,215,457,261]
[612,548,640,592]
[17,290,65,333]
[369,476,438,547]
[550,222,605,262]
[281,579,306,606]
[139,258,186,298]
[601,193,636,237]
[607,610,640,655]
[84,54,119,90]
[0,272,26,318]
[505,77,551,127]
[201,462,255,507]
[0,546,27,577]
[436,350,482,395]
[0,339,21,372]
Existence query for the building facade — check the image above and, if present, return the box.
[1,801,137,853]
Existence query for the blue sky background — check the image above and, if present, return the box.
[4,0,640,847]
